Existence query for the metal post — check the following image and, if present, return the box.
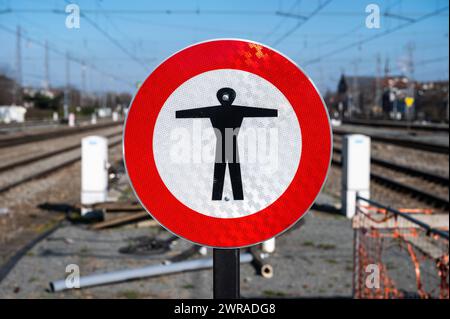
[64,51,70,119]
[213,249,240,299]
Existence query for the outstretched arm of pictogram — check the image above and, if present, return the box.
[235,106,278,118]
[175,106,216,118]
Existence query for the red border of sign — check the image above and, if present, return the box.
[124,39,332,248]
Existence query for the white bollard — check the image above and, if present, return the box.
[68,113,76,127]
[81,136,108,216]
[262,238,276,253]
[342,134,371,218]
[91,113,97,125]
[112,111,119,122]
[53,112,59,122]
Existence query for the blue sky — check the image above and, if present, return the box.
[0,0,448,95]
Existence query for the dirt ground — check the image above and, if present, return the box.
[0,200,354,299]
[0,124,447,299]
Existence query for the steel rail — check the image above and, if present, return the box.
[0,131,122,173]
[341,119,449,133]
[332,159,449,209]
[0,121,122,148]
[333,147,449,185]
[0,139,122,194]
[333,130,449,154]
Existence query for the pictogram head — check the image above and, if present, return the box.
[217,87,236,106]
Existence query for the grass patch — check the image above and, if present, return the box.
[79,246,90,254]
[182,284,195,289]
[117,290,141,299]
[33,219,59,234]
[263,290,287,297]
[317,243,336,250]
[119,187,134,201]
[325,259,338,265]
[302,241,315,247]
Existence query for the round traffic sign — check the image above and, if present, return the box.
[124,39,332,248]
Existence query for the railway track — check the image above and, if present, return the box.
[342,119,449,133]
[0,132,123,194]
[0,117,97,133]
[332,148,449,209]
[0,120,121,148]
[333,147,449,185]
[0,119,59,133]
[333,129,449,154]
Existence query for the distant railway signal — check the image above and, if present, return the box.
[405,96,415,108]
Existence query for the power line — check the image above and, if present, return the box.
[0,23,135,89]
[262,0,302,42]
[390,56,449,73]
[64,51,70,118]
[301,22,362,53]
[275,11,307,20]
[1,8,446,17]
[62,0,152,71]
[300,2,445,53]
[416,56,449,66]
[77,12,152,70]
[14,25,22,105]
[44,40,49,90]
[272,0,333,47]
[87,0,150,70]
[112,14,445,39]
[303,6,449,66]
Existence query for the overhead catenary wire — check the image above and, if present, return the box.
[0,2,446,89]
[11,10,135,87]
[78,12,153,71]
[62,0,152,72]
[272,0,333,47]
[0,8,446,17]
[262,0,302,42]
[0,23,135,88]
[303,5,449,66]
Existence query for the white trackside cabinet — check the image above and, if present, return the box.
[81,136,108,215]
[342,134,371,218]
[68,113,76,127]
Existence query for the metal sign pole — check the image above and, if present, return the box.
[213,249,240,299]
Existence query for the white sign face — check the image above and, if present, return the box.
[153,69,302,218]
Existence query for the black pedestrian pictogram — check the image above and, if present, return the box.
[176,88,278,201]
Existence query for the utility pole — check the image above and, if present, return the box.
[64,51,70,119]
[350,59,360,119]
[81,60,86,107]
[44,40,50,90]
[446,69,449,123]
[14,25,22,105]
[384,56,390,79]
[375,53,382,115]
[384,56,394,119]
